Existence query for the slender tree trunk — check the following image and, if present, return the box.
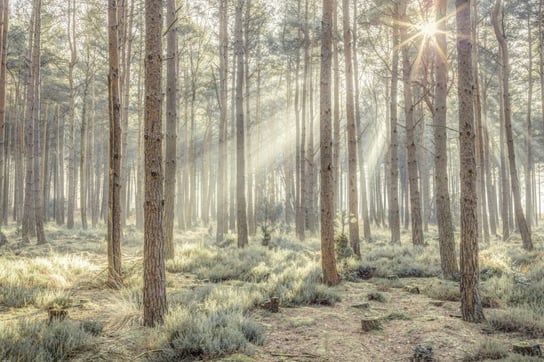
[294,0,304,240]
[107,0,122,288]
[457,0,484,323]
[0,0,8,227]
[80,83,88,230]
[399,0,424,246]
[389,3,401,244]
[216,0,229,242]
[32,0,45,244]
[342,0,360,255]
[525,13,533,229]
[320,0,340,286]
[353,0,370,241]
[163,0,177,259]
[434,0,458,279]
[244,0,255,236]
[332,0,340,213]
[22,1,37,242]
[235,0,248,248]
[66,0,77,229]
[492,0,532,250]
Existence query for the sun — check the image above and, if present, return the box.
[418,21,437,37]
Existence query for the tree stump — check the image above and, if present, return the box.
[387,274,399,280]
[361,318,382,332]
[512,342,542,356]
[261,297,279,313]
[48,308,67,323]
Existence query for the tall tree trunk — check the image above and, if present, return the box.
[107,0,122,288]
[143,0,166,327]
[389,2,401,244]
[294,0,304,240]
[399,0,424,246]
[353,0,370,241]
[32,0,45,244]
[342,0,360,256]
[434,0,458,279]
[163,0,177,259]
[525,12,533,229]
[471,0,489,244]
[457,0,484,323]
[0,0,8,227]
[80,83,88,230]
[244,0,255,236]
[492,0,532,250]
[320,0,340,286]
[235,0,248,248]
[216,0,229,242]
[332,0,340,213]
[22,0,37,241]
[67,0,76,229]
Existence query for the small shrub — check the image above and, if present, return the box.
[367,291,386,303]
[80,320,103,336]
[425,280,460,302]
[487,308,544,337]
[335,233,353,261]
[463,338,508,361]
[149,307,264,361]
[0,319,96,362]
[0,285,40,308]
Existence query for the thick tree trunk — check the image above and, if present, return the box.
[342,0,360,255]
[492,0,532,250]
[143,0,166,327]
[320,0,340,286]
[434,0,458,279]
[399,0,424,246]
[163,0,177,260]
[456,0,484,323]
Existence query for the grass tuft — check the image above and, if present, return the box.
[0,319,96,362]
[462,338,508,361]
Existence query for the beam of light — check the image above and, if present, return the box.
[418,21,437,38]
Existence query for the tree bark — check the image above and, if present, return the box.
[143,0,166,327]
[492,0,533,250]
[163,0,177,259]
[0,0,7,227]
[456,0,484,323]
[433,0,457,279]
[342,0,360,255]
[320,0,340,286]
[399,0,424,246]
[389,2,401,244]
[107,0,122,288]
[216,0,229,243]
[66,0,76,229]
[235,0,248,248]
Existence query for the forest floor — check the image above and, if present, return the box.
[1,223,544,361]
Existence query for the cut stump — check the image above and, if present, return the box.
[361,318,382,332]
[48,308,67,323]
[261,297,279,313]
